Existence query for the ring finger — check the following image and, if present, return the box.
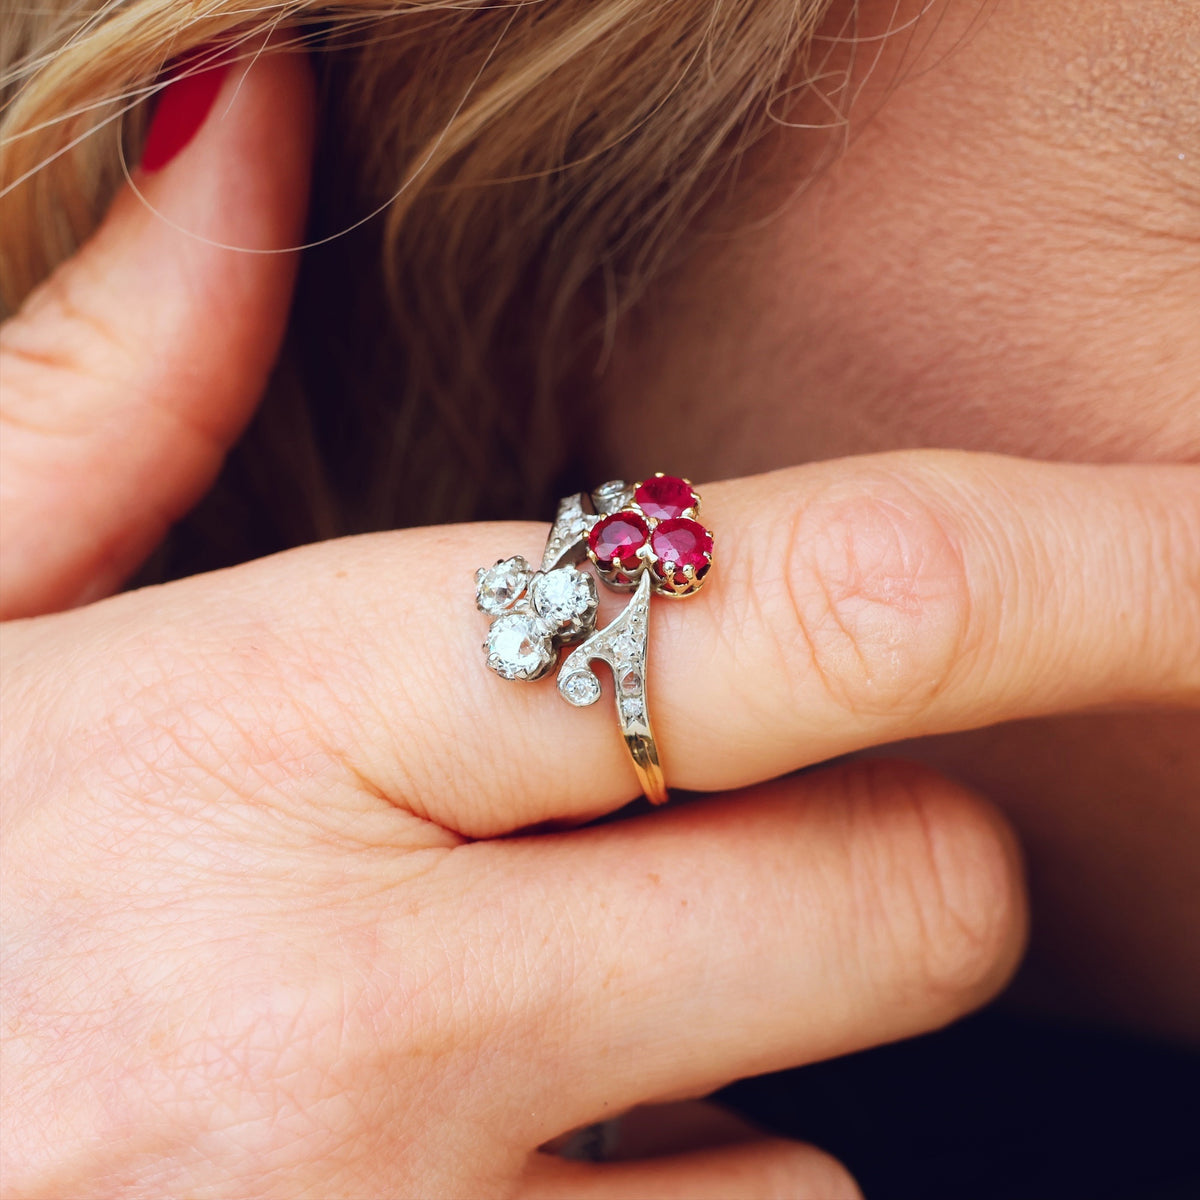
[14,453,1195,836]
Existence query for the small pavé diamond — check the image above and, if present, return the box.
[559,671,602,707]
[476,556,532,615]
[486,613,555,680]
[621,697,643,720]
[532,567,597,635]
[612,634,640,661]
[592,480,632,514]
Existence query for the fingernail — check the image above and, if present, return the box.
[141,53,232,173]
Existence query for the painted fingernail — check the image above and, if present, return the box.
[141,53,231,173]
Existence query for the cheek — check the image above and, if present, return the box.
[663,130,1199,469]
[605,203,1200,478]
[601,0,1200,475]
[722,212,1199,465]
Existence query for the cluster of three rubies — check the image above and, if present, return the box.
[587,474,714,597]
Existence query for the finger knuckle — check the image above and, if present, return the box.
[771,470,974,718]
[67,608,336,818]
[1,258,139,391]
[851,760,1026,1010]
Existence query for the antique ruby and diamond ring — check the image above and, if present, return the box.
[475,474,714,805]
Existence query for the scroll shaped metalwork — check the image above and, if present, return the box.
[556,572,665,802]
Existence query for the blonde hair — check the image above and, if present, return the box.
[1,1,836,560]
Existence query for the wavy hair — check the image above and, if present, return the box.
[1,1,838,567]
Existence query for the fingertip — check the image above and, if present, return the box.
[141,53,232,174]
[132,38,316,242]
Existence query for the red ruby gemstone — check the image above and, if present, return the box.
[634,475,697,521]
[650,518,712,574]
[589,512,649,569]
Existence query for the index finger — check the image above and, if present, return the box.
[47,450,1199,836]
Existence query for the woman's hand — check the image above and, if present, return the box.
[8,449,1200,1198]
[1,41,1196,1200]
[4,522,1034,1197]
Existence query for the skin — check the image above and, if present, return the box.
[0,5,1196,1197]
[599,0,1200,1040]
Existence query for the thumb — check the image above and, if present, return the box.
[0,44,315,619]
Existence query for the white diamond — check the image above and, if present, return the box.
[559,671,602,707]
[532,568,597,631]
[592,480,631,513]
[621,697,644,720]
[476,556,532,615]
[486,614,554,680]
[612,634,640,662]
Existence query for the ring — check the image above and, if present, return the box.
[475,475,714,805]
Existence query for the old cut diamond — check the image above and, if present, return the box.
[531,567,598,636]
[486,613,555,680]
[476,556,532,615]
[559,671,602,707]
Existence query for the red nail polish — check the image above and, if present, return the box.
[141,55,231,173]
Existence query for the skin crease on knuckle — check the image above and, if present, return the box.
[762,466,975,724]
[0,259,142,410]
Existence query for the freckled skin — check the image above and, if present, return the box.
[598,0,1200,1037]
